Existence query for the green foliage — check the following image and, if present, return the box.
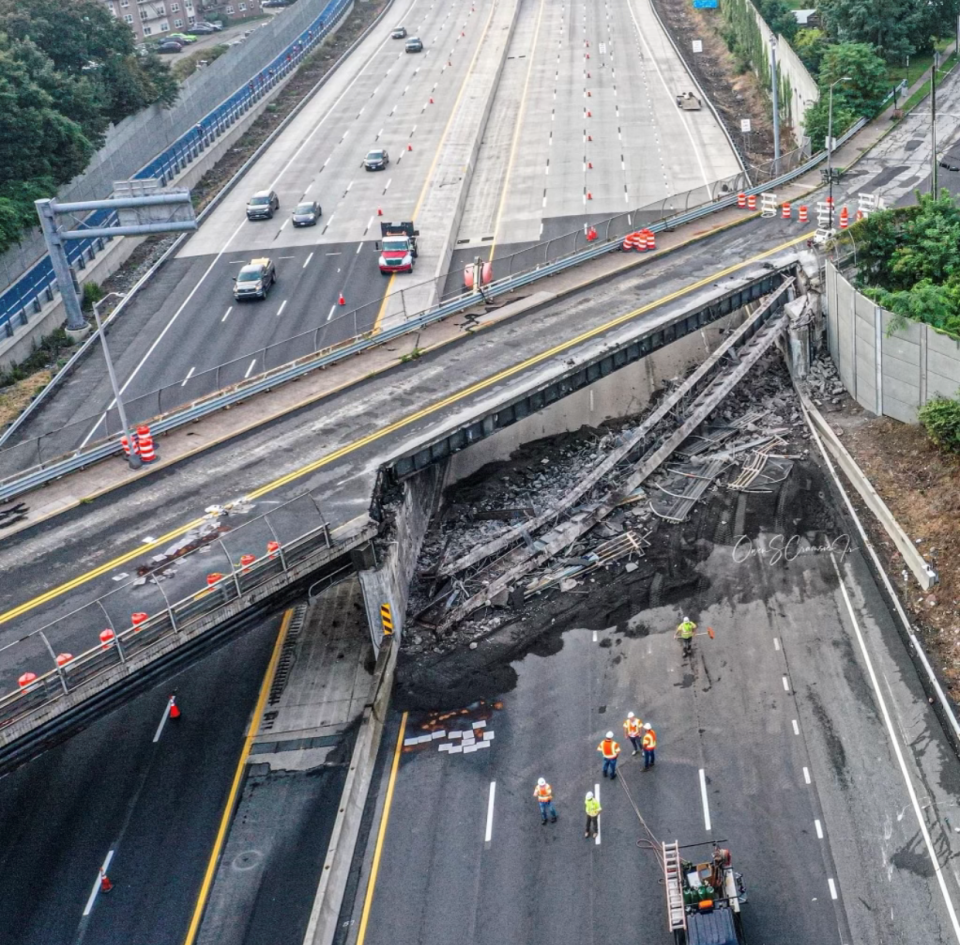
[918,395,960,452]
[0,0,181,254]
[81,281,103,312]
[172,43,230,82]
[816,0,947,62]
[846,191,960,339]
[794,27,829,73]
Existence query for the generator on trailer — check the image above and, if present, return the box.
[662,841,747,944]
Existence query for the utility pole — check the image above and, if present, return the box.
[932,51,939,195]
[770,36,781,170]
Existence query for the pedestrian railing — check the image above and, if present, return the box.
[0,491,352,734]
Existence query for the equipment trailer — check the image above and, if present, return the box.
[662,841,747,944]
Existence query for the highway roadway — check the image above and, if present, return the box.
[350,480,960,945]
[0,612,282,945]
[11,0,741,461]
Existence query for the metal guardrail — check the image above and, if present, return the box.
[0,0,395,450]
[0,0,353,342]
[0,83,904,503]
[0,491,339,731]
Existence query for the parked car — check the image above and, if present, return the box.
[156,41,184,53]
[405,37,423,52]
[233,258,277,300]
[195,20,223,30]
[391,26,407,38]
[364,148,390,171]
[186,23,216,34]
[939,159,960,172]
[292,201,321,226]
[246,189,280,220]
[168,32,198,44]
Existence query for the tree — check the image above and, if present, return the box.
[794,28,829,74]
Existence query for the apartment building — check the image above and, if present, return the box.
[103,0,262,41]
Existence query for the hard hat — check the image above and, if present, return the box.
[537,777,546,786]
[682,615,690,622]
[586,791,594,800]
[643,722,652,730]
[627,711,635,719]
[605,731,614,739]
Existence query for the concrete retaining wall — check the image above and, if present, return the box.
[825,260,960,423]
[358,465,443,650]
[445,306,745,483]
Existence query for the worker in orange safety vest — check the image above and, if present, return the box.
[598,731,621,779]
[623,712,643,755]
[533,777,558,824]
[642,723,657,770]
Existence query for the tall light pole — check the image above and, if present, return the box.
[827,76,854,218]
[932,51,941,195]
[91,292,141,469]
[770,36,781,169]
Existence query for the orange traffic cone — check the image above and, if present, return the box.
[586,110,592,118]
[587,90,592,97]
[588,161,593,169]
[377,207,382,216]
[338,293,346,305]
[587,135,592,141]
[587,192,593,200]
[407,143,412,151]
[100,872,113,893]
[168,695,181,720]
[429,97,434,104]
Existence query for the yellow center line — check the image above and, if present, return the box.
[356,711,407,945]
[0,232,809,629]
[487,0,546,262]
[372,0,500,334]
[182,608,294,945]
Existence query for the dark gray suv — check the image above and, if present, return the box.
[364,149,389,171]
[246,189,279,220]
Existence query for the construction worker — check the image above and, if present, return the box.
[533,777,558,824]
[676,616,697,657]
[623,711,643,754]
[597,731,621,779]
[584,791,602,839]
[642,723,657,769]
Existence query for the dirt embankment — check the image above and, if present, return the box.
[650,0,793,167]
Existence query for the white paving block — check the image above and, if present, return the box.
[448,745,463,754]
[463,744,479,753]
[483,731,495,740]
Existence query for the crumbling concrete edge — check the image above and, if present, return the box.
[797,384,960,745]
[796,388,937,590]
[302,634,397,945]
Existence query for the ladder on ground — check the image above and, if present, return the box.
[663,840,687,934]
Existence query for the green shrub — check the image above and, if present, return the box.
[81,281,103,312]
[918,395,960,453]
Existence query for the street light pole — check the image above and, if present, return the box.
[770,36,781,169]
[91,292,141,470]
[932,51,940,195]
[826,76,854,222]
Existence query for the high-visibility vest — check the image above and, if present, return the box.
[678,621,696,639]
[534,783,553,802]
[585,797,602,817]
[642,730,657,750]
[598,738,621,759]
[624,718,642,737]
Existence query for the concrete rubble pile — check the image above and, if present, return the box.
[406,280,817,650]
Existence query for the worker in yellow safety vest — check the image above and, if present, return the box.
[642,723,657,770]
[584,791,602,839]
[598,731,621,779]
[676,616,697,657]
[533,777,558,824]
[623,711,644,755]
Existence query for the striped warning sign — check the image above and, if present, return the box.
[380,603,394,635]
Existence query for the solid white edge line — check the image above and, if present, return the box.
[829,552,960,941]
[698,768,711,832]
[83,849,114,916]
[153,700,171,743]
[484,780,496,843]
[595,782,601,845]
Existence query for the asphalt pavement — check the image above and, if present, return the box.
[0,612,282,945]
[349,467,960,945]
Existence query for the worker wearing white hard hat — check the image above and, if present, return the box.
[584,790,602,839]
[597,731,621,779]
[623,711,643,754]
[533,777,557,824]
